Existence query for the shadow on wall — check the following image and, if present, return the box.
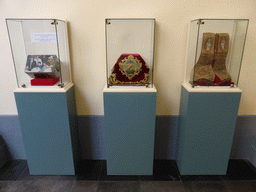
[0,135,12,168]
[77,115,106,160]
[0,116,26,160]
[77,115,179,160]
[230,116,256,167]
[154,116,179,160]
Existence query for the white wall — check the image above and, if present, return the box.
[1,0,256,115]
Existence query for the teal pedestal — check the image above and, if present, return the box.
[177,83,241,175]
[14,84,79,175]
[103,86,157,175]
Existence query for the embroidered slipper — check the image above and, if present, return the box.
[213,33,232,86]
[193,33,216,86]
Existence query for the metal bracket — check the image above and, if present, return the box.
[58,83,64,88]
[51,19,58,25]
[106,19,111,25]
[197,19,204,25]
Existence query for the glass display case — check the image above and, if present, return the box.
[105,18,155,88]
[6,19,71,88]
[185,19,249,88]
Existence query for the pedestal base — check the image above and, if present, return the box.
[177,83,241,175]
[14,83,79,175]
[103,85,157,175]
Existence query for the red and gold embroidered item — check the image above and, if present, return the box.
[109,54,150,86]
[193,33,216,86]
[193,33,233,86]
[212,33,232,86]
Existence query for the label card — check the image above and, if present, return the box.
[31,32,58,43]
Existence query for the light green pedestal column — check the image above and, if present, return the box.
[103,85,157,175]
[14,83,79,175]
[177,83,241,175]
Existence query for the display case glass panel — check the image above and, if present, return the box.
[6,19,71,88]
[185,19,249,88]
[106,19,155,88]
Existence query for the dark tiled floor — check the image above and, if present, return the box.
[76,160,102,181]
[0,160,27,180]
[0,159,256,192]
[99,161,140,181]
[222,159,256,180]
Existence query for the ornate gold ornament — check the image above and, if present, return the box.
[118,55,142,80]
[108,54,150,87]
[109,73,149,86]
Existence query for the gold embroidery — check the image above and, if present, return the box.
[118,55,143,80]
[108,54,150,86]
[109,73,150,86]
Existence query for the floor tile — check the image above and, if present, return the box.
[180,175,222,181]
[139,175,179,181]
[71,181,98,192]
[97,181,118,192]
[100,175,140,181]
[99,161,139,181]
[76,160,102,181]
[222,159,256,180]
[117,181,140,192]
[0,159,256,192]
[152,160,180,181]
[9,180,73,192]
[0,160,27,180]
[224,180,256,192]
[98,181,140,192]
[0,181,16,192]
[188,181,229,192]
[18,167,77,181]
[50,180,74,192]
[140,181,190,192]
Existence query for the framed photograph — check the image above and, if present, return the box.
[25,55,60,78]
